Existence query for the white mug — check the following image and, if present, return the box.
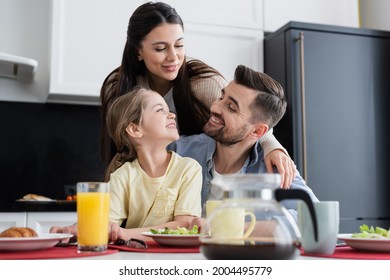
[298,201,339,255]
[205,200,223,218]
[209,206,256,242]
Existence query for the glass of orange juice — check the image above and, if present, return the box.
[77,182,110,253]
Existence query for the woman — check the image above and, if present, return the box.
[100,1,295,187]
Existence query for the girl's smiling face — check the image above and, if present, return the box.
[136,90,179,142]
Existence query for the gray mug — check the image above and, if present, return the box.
[298,201,339,255]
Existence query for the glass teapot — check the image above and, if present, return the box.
[199,173,318,260]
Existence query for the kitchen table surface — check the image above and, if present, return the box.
[2,242,388,280]
[2,238,389,261]
[1,249,384,280]
[55,250,325,260]
[0,243,328,260]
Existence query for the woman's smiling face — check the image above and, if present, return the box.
[138,23,185,83]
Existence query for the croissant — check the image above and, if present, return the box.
[0,227,38,238]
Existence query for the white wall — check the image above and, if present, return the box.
[359,0,390,31]
[164,0,264,81]
[263,0,359,31]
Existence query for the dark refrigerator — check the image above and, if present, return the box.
[264,21,390,233]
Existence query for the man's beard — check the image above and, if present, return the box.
[203,122,248,146]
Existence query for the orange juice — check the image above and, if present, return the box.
[77,192,110,247]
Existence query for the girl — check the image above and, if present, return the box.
[106,87,202,241]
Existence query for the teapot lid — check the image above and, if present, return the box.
[211,173,281,199]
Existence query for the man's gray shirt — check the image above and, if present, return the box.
[168,134,319,219]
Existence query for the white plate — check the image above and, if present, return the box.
[141,232,199,247]
[338,233,390,252]
[0,233,73,251]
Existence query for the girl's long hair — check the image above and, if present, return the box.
[104,87,148,181]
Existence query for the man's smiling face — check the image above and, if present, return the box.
[203,81,258,146]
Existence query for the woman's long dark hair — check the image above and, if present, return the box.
[100,2,221,165]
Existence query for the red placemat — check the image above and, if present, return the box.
[301,247,390,260]
[108,240,200,253]
[0,246,118,260]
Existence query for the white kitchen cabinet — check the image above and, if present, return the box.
[0,212,27,233]
[26,212,77,234]
[49,0,264,104]
[263,0,359,32]
[49,0,144,105]
[0,212,76,235]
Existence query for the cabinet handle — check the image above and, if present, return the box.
[297,32,307,180]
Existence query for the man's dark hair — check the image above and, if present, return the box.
[234,65,287,128]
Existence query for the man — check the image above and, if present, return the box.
[168,65,319,218]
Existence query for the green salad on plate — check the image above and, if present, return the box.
[352,224,390,239]
[150,225,199,235]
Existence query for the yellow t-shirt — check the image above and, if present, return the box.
[108,151,202,228]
